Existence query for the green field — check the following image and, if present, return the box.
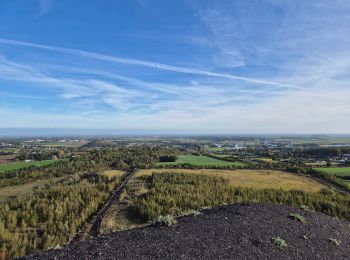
[207,147,227,152]
[0,160,59,173]
[273,137,350,145]
[157,155,245,167]
[316,167,350,176]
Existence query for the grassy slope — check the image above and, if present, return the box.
[157,155,245,167]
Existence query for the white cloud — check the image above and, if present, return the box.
[0,38,299,89]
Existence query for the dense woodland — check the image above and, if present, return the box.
[0,146,177,259]
[0,173,121,259]
[134,172,350,222]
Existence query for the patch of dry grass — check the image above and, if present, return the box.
[136,169,327,192]
[103,170,127,179]
[0,177,64,202]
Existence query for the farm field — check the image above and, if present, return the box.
[272,137,350,145]
[316,167,350,176]
[0,160,59,173]
[37,141,88,147]
[136,169,327,192]
[0,177,65,202]
[256,158,278,163]
[0,154,16,164]
[207,147,227,152]
[157,155,245,167]
[103,170,127,179]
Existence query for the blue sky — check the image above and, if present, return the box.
[0,0,350,134]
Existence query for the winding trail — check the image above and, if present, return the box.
[75,169,138,240]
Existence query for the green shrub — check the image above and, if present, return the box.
[300,205,312,212]
[329,238,341,246]
[289,213,306,223]
[272,236,287,247]
[152,215,177,226]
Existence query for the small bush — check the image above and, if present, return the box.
[180,209,202,217]
[152,215,177,226]
[300,205,312,212]
[302,234,309,240]
[272,236,287,247]
[289,213,306,223]
[329,238,341,246]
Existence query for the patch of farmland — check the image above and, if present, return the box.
[0,160,60,173]
[316,167,350,176]
[157,155,245,167]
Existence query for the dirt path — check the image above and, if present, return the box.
[74,169,138,240]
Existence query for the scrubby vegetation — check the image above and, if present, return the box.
[289,213,306,223]
[152,215,177,226]
[329,238,341,246]
[133,172,350,222]
[0,173,121,259]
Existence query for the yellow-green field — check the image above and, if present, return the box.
[257,158,278,163]
[102,170,127,179]
[136,169,327,192]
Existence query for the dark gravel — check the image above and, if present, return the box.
[21,203,350,259]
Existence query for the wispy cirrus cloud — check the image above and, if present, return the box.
[0,38,299,89]
[1,0,350,133]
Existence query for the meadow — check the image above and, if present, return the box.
[156,155,245,167]
[103,170,127,179]
[207,147,227,152]
[256,157,279,163]
[316,167,350,176]
[136,169,327,192]
[0,160,60,173]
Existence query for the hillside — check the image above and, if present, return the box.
[21,203,350,259]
